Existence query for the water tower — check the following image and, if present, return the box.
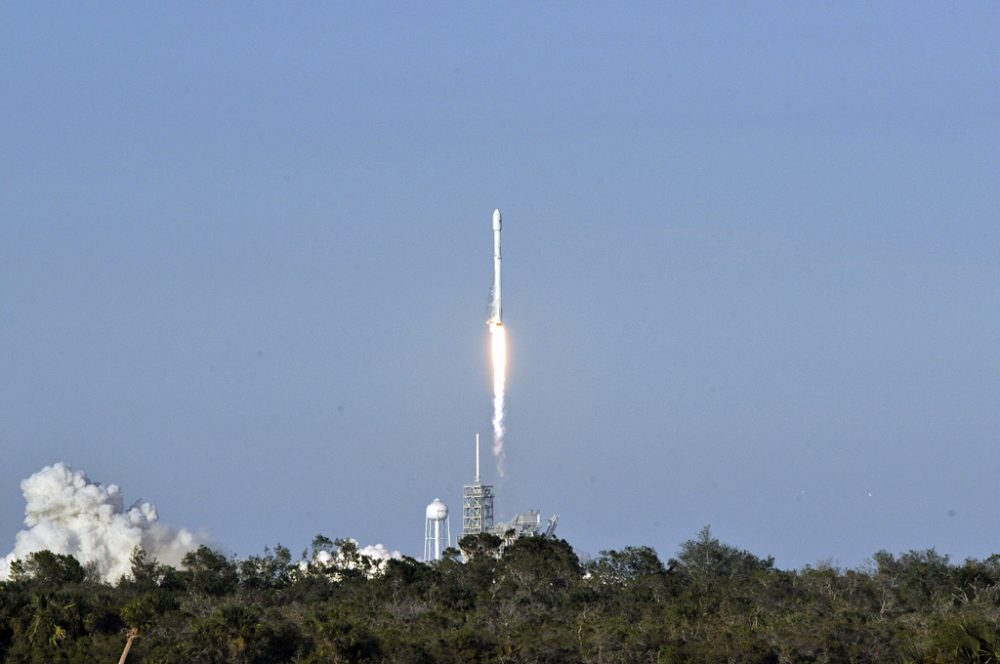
[423,498,451,562]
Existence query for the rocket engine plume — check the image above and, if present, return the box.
[490,320,507,475]
[489,209,507,476]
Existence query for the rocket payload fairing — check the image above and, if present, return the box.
[491,208,502,325]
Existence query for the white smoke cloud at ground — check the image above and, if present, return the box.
[300,539,402,579]
[0,463,202,583]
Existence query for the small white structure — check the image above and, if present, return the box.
[423,498,451,562]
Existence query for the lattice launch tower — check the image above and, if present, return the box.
[462,433,494,536]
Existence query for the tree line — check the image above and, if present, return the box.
[2,527,1000,662]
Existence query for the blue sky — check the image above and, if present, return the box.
[2,3,999,568]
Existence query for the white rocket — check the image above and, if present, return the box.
[491,208,503,325]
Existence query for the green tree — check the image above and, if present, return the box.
[238,544,294,593]
[10,550,87,586]
[181,545,239,597]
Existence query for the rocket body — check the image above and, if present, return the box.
[492,209,502,324]
[488,208,507,476]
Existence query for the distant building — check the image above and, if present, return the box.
[489,509,557,540]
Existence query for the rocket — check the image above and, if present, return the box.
[491,208,502,325]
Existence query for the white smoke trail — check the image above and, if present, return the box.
[0,463,202,583]
[490,320,507,476]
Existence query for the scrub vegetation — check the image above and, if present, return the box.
[1,527,999,663]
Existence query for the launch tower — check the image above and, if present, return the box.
[462,434,494,536]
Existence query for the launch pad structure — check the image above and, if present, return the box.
[463,434,494,536]
[459,433,558,542]
[453,209,557,548]
[416,209,559,557]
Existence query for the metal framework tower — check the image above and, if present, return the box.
[463,434,494,536]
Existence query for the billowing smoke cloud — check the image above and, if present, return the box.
[357,542,402,563]
[0,463,201,583]
[300,539,402,579]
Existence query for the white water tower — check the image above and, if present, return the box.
[423,498,451,562]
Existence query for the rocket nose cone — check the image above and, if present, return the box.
[492,208,502,230]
